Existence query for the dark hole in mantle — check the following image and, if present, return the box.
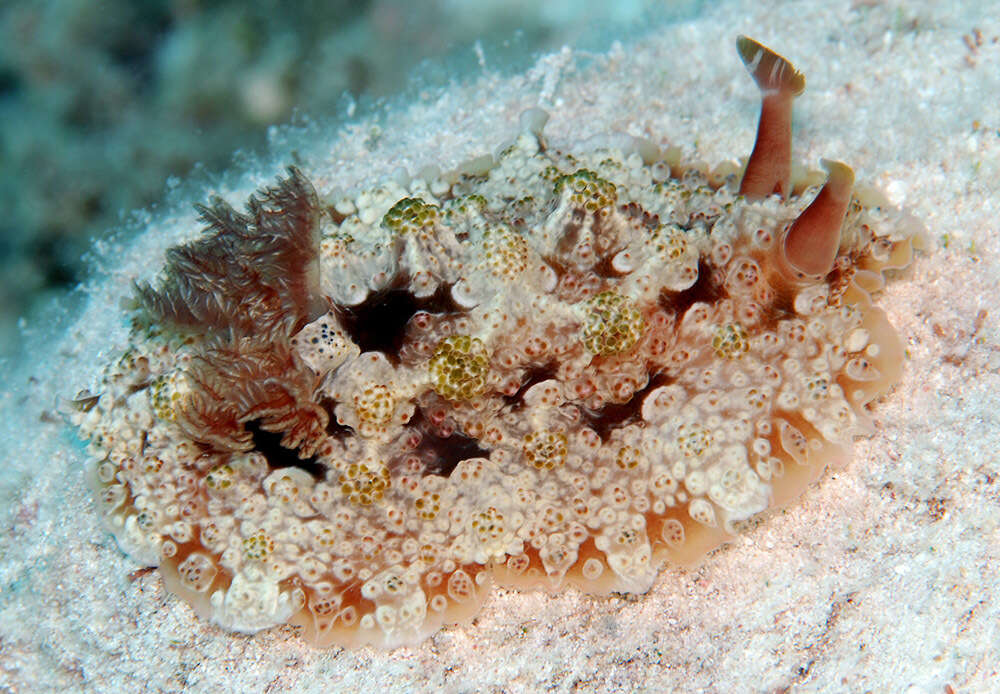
[246,419,327,479]
[318,396,355,441]
[658,258,724,318]
[407,408,491,478]
[580,372,674,441]
[334,282,463,360]
[501,362,559,410]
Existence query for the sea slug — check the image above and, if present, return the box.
[71,36,923,649]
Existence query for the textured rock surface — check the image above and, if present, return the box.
[1,0,999,690]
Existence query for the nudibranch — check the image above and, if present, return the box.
[72,36,923,648]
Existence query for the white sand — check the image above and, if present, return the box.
[1,0,998,691]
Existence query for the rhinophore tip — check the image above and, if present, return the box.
[737,36,805,200]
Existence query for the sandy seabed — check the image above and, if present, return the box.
[1,0,998,691]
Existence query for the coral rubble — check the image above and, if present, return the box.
[71,37,923,648]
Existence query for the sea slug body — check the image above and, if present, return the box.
[71,36,924,649]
